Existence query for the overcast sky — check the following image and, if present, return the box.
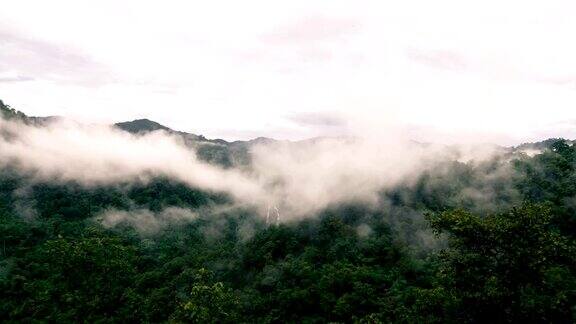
[2,0,576,144]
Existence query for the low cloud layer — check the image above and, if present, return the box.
[0,115,508,220]
[0,117,264,203]
[250,138,438,216]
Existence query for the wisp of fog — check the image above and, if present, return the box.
[0,114,509,220]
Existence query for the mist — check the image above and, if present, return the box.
[0,114,514,221]
[0,116,264,200]
[99,207,198,236]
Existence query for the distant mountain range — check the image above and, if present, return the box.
[0,99,269,167]
[1,98,571,163]
[0,99,60,126]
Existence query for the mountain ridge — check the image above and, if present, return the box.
[1,98,572,153]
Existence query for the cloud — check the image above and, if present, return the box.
[0,114,511,221]
[288,112,347,127]
[256,15,362,66]
[0,75,34,83]
[534,75,576,89]
[247,136,504,217]
[261,16,360,45]
[0,116,266,205]
[99,207,198,235]
[0,27,114,86]
[284,112,349,138]
[3,1,576,141]
[406,46,576,91]
[406,48,468,71]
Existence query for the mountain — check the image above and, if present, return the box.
[515,138,575,153]
[1,98,569,164]
[0,99,27,121]
[113,118,211,143]
[2,97,576,322]
[0,99,60,126]
[112,117,254,167]
[0,100,249,167]
[115,119,171,134]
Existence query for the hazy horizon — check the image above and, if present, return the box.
[2,101,567,147]
[3,0,576,145]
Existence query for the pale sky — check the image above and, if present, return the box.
[2,0,576,144]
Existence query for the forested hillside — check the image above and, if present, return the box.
[1,101,575,323]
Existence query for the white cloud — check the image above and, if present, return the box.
[1,115,508,220]
[0,117,266,204]
[1,0,576,142]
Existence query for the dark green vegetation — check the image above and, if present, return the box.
[1,101,575,323]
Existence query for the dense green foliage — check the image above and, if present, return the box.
[1,104,576,322]
[0,99,27,121]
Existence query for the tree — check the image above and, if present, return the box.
[427,204,576,322]
[2,235,138,322]
[171,269,239,323]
